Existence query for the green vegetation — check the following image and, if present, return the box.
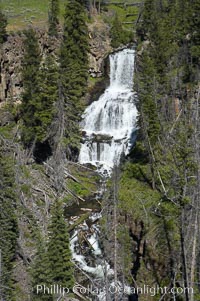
[20,28,41,147]
[67,173,98,199]
[65,163,100,203]
[31,201,74,300]
[119,162,161,221]
[59,0,89,159]
[0,140,18,300]
[19,0,89,162]
[102,1,140,45]
[1,0,66,31]
[34,54,58,142]
[48,201,74,288]
[20,29,57,160]
[136,52,160,144]
[110,13,133,48]
[117,224,133,282]
[48,0,59,36]
[0,7,7,43]
[31,241,53,301]
[0,0,141,34]
[103,1,139,28]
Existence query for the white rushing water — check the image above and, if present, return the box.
[70,49,137,300]
[70,217,114,279]
[79,48,137,173]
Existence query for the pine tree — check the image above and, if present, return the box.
[21,30,57,156]
[31,240,53,301]
[47,201,74,290]
[59,0,89,159]
[21,28,41,147]
[110,14,123,48]
[138,0,157,40]
[0,8,7,44]
[34,55,58,143]
[110,14,132,48]
[0,141,18,300]
[136,51,160,144]
[48,0,59,36]
[31,201,74,299]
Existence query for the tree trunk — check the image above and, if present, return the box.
[180,210,189,301]
[190,212,198,301]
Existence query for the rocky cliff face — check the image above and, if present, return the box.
[88,17,112,77]
[0,34,24,105]
[0,29,59,105]
[0,18,111,106]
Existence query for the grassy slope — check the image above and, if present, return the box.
[1,0,141,31]
[1,0,66,31]
[104,3,139,29]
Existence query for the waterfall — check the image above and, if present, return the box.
[79,48,137,173]
[70,49,138,300]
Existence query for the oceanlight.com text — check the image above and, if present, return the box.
[36,284,194,297]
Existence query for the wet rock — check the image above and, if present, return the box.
[92,133,113,142]
[82,132,113,143]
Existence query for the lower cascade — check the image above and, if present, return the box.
[70,48,138,300]
[79,48,137,173]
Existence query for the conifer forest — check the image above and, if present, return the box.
[0,0,200,300]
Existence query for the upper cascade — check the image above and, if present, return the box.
[79,48,137,173]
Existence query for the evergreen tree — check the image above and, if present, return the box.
[59,0,89,159]
[31,201,74,299]
[110,14,123,48]
[185,0,200,65]
[34,55,58,143]
[21,28,41,147]
[0,8,7,44]
[31,240,53,301]
[110,13,132,48]
[47,201,74,290]
[137,0,157,41]
[48,0,59,36]
[21,30,57,155]
[0,141,18,300]
[136,51,160,144]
